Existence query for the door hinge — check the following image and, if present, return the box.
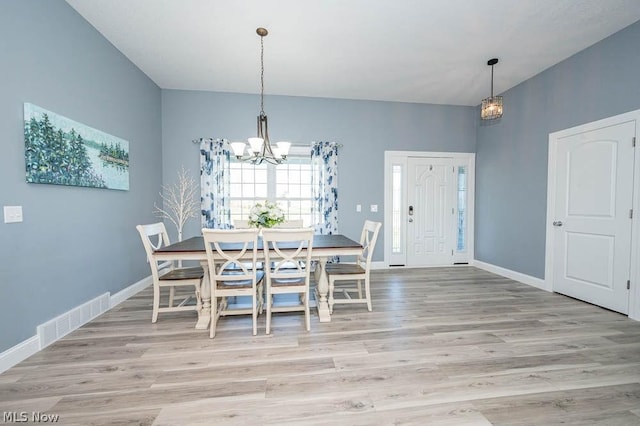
[630,209,634,219]
[633,137,636,147]
[628,280,631,290]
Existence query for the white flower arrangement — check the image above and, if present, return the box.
[248,200,285,228]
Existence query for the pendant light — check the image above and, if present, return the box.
[230,28,291,164]
[480,58,503,120]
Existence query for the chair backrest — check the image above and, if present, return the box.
[234,219,304,229]
[233,219,250,229]
[202,228,260,284]
[136,223,173,277]
[261,228,314,280]
[358,221,382,269]
[275,219,304,228]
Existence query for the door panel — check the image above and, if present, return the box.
[553,121,634,314]
[407,158,454,266]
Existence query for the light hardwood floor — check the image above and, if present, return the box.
[1,267,640,425]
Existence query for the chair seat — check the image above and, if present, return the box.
[217,270,264,289]
[271,276,306,286]
[160,266,204,280]
[326,263,366,276]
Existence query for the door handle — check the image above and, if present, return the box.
[553,221,563,227]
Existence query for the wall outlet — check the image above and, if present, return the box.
[4,206,23,223]
[356,204,362,212]
[370,204,378,212]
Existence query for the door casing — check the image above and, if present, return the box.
[384,151,475,268]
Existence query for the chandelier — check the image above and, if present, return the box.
[480,58,503,120]
[230,27,291,165]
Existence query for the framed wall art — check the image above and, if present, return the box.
[24,103,129,190]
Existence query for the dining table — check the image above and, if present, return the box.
[153,233,364,329]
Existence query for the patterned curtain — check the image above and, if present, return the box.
[199,138,232,229]
[311,141,339,235]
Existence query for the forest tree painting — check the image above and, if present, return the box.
[24,103,129,190]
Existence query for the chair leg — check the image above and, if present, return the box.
[252,294,258,336]
[210,295,217,339]
[365,276,372,312]
[258,283,264,315]
[152,283,160,323]
[357,279,363,299]
[266,287,272,335]
[304,291,310,331]
[168,286,175,307]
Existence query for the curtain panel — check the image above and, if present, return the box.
[311,141,339,235]
[199,138,232,229]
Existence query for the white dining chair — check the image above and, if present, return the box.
[261,227,314,334]
[136,222,204,323]
[233,219,250,229]
[326,220,382,313]
[202,228,264,338]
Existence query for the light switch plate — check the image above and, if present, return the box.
[4,206,23,223]
[356,204,362,212]
[370,204,378,212]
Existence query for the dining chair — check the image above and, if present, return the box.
[326,220,382,313]
[275,219,304,228]
[202,228,264,338]
[233,219,250,229]
[136,222,204,323]
[261,228,314,334]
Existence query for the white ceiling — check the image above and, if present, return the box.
[65,0,640,106]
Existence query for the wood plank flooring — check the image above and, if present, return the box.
[1,266,640,425]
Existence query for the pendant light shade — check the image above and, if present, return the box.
[481,58,503,120]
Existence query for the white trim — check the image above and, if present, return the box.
[0,276,153,374]
[546,109,640,321]
[110,275,152,307]
[472,260,549,291]
[370,261,386,270]
[0,336,40,374]
[383,150,475,268]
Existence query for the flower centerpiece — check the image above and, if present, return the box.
[248,200,285,228]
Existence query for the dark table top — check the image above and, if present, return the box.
[156,234,362,253]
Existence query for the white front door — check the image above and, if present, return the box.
[552,121,635,314]
[407,157,455,266]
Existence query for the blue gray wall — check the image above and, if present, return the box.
[161,90,477,257]
[0,0,162,352]
[475,20,640,279]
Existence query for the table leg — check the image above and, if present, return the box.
[195,260,211,330]
[314,256,332,322]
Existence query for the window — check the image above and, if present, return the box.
[456,165,467,252]
[229,154,313,226]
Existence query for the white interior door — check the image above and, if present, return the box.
[552,121,635,314]
[407,157,455,266]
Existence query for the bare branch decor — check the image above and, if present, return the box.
[154,166,199,241]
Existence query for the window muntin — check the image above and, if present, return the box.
[230,155,313,226]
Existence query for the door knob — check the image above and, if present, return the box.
[408,218,413,223]
[552,221,563,227]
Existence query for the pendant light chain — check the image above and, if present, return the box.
[260,34,265,116]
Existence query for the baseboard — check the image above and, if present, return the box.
[370,261,386,270]
[0,276,153,374]
[472,259,550,291]
[0,336,40,374]
[110,275,152,307]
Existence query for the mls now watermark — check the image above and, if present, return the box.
[3,411,60,423]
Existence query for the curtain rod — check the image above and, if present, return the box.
[191,139,342,147]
